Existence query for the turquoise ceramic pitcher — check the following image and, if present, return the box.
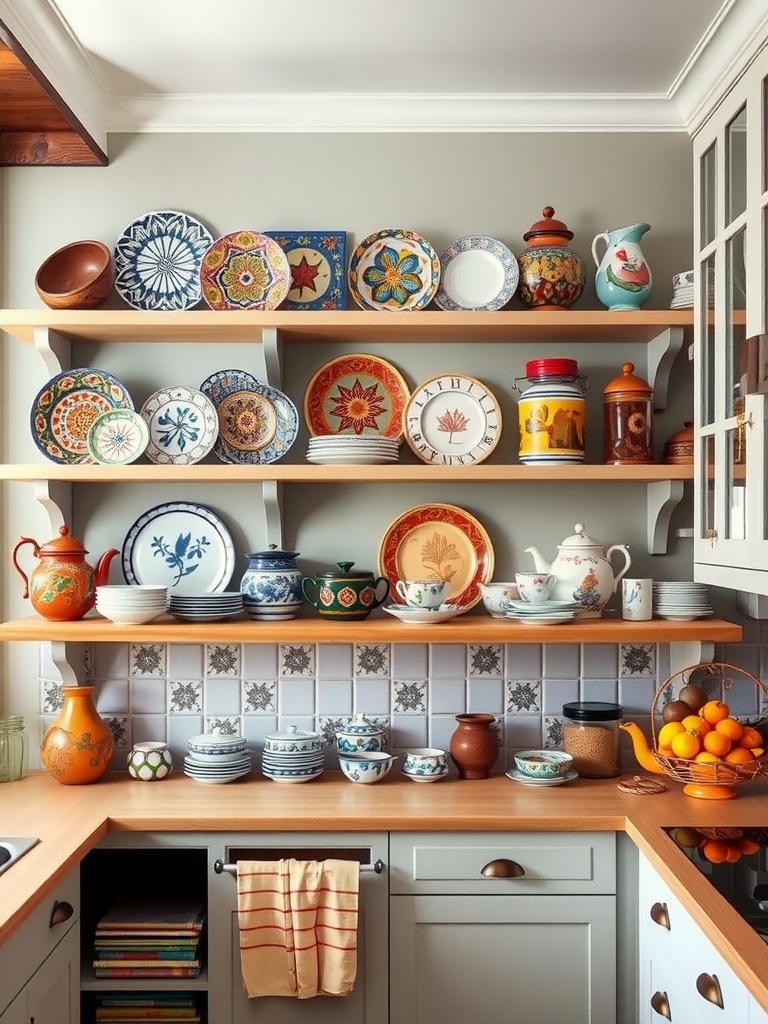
[592,223,652,311]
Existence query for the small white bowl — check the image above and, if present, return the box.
[338,751,396,784]
[96,606,166,624]
[479,582,520,618]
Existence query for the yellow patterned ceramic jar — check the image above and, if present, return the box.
[515,358,588,464]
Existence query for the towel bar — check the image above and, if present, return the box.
[214,857,385,875]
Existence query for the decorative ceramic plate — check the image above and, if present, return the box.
[30,367,134,464]
[199,230,292,311]
[122,501,235,594]
[113,209,214,311]
[378,503,494,610]
[505,612,577,625]
[381,604,469,624]
[140,385,219,465]
[304,353,410,438]
[348,228,440,311]
[265,230,347,310]
[435,236,520,311]
[505,599,581,613]
[200,369,299,464]
[87,408,149,465]
[505,768,578,787]
[403,373,502,465]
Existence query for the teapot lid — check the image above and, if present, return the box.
[558,523,601,549]
[523,206,574,245]
[315,561,374,579]
[603,362,652,397]
[338,713,384,736]
[39,525,87,555]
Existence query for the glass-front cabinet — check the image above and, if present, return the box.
[693,43,768,595]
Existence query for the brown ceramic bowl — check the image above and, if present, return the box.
[35,240,114,309]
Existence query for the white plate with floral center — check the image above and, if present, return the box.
[140,385,219,465]
[403,373,502,465]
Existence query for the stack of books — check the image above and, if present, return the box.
[92,896,205,979]
[94,993,201,1023]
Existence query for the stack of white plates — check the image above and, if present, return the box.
[653,581,713,621]
[184,731,252,784]
[168,591,244,622]
[306,435,401,465]
[95,585,168,624]
[504,599,581,626]
[671,270,694,309]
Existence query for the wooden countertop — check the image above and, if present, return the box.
[2,770,768,1011]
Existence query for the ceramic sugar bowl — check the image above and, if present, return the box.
[336,714,386,754]
[302,562,389,620]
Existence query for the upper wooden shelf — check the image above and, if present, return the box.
[0,308,693,345]
[0,614,741,645]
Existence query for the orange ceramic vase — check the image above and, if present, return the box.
[449,713,499,779]
[41,686,114,785]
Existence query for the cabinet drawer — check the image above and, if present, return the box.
[0,866,79,1013]
[389,831,616,895]
[638,854,688,957]
[684,922,749,1023]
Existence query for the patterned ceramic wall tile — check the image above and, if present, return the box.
[205,644,240,677]
[131,643,166,677]
[355,644,390,677]
[619,643,656,677]
[41,678,63,714]
[279,644,315,677]
[168,679,202,714]
[393,679,427,714]
[106,715,129,750]
[506,679,541,715]
[243,679,277,714]
[204,715,241,735]
[543,715,565,748]
[468,644,503,677]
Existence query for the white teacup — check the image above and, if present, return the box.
[480,582,520,618]
[515,572,556,604]
[403,748,449,776]
[395,579,448,609]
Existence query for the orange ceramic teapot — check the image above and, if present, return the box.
[12,526,118,621]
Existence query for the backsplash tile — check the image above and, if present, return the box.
[355,643,390,677]
[205,643,240,677]
[279,644,315,676]
[243,679,277,714]
[131,643,166,676]
[620,643,655,676]
[468,644,503,677]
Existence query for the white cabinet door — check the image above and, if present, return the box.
[390,894,616,1024]
[25,925,79,1024]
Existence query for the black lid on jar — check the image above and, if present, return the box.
[562,701,622,721]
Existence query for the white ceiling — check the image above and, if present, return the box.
[2,0,768,149]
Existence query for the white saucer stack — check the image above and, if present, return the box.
[306,435,401,465]
[670,270,694,309]
[653,581,713,620]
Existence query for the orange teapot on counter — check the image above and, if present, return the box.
[12,526,119,621]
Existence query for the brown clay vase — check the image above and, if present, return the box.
[449,713,499,779]
[41,685,114,785]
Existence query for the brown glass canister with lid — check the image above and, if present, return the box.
[562,701,622,778]
[603,362,653,464]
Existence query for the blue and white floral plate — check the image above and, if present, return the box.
[113,209,214,311]
[434,236,519,311]
[200,368,298,464]
[348,228,440,312]
[121,501,235,594]
[140,385,219,465]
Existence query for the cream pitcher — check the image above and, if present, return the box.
[524,523,631,618]
[592,223,652,311]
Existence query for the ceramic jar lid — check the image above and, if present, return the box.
[557,523,601,549]
[523,206,574,247]
[662,420,694,464]
[314,561,375,580]
[337,714,384,738]
[603,362,652,397]
[188,728,246,751]
[265,724,323,747]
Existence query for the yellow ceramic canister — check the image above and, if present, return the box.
[515,358,588,464]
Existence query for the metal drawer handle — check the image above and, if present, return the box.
[650,901,670,930]
[49,900,74,928]
[696,972,724,1008]
[480,858,525,878]
[650,991,672,1019]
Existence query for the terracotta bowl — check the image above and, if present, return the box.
[35,240,114,309]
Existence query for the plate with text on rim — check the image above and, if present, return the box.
[140,385,219,465]
[199,230,292,311]
[87,408,149,465]
[348,228,440,312]
[30,367,134,464]
[403,373,502,465]
[378,502,494,610]
[434,235,520,311]
[121,501,235,595]
[304,352,410,439]
[200,369,298,465]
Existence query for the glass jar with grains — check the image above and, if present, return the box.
[562,701,622,778]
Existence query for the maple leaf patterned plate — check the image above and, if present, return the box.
[303,353,410,439]
[403,373,502,465]
[377,503,494,610]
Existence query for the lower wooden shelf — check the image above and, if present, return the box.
[0,614,742,644]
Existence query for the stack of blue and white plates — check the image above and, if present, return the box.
[184,731,252,784]
[261,725,325,784]
[168,592,244,622]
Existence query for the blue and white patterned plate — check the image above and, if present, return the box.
[200,369,298,464]
[140,385,219,465]
[114,209,214,311]
[434,236,519,311]
[87,408,149,465]
[122,501,235,594]
[348,228,440,312]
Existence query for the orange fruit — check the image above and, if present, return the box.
[694,750,722,763]
[702,730,732,757]
[670,730,701,759]
[724,746,755,765]
[691,752,721,781]
[738,727,763,750]
[701,839,729,864]
[724,844,743,864]
[658,721,686,747]
[682,715,711,737]
[700,700,730,724]
[737,836,761,855]
[715,717,744,742]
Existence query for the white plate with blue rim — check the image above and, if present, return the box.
[122,501,235,594]
[434,236,519,311]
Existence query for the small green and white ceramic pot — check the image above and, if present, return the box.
[127,741,173,781]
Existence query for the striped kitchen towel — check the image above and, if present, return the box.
[236,858,359,998]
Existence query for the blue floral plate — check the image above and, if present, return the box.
[348,228,440,312]
[113,209,214,311]
[140,385,219,465]
[200,369,298,464]
[121,501,235,594]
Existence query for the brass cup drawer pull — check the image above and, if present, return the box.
[650,990,672,1019]
[649,901,670,929]
[696,972,724,1008]
[480,858,525,878]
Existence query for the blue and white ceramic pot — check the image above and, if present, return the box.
[240,547,303,620]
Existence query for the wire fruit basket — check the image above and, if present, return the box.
[645,662,768,800]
